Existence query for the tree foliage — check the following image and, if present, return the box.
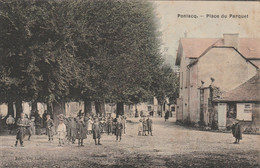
[0,0,178,117]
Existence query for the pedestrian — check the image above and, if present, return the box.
[92,118,101,145]
[15,113,28,147]
[164,110,170,121]
[121,116,126,134]
[45,114,54,141]
[27,116,36,140]
[138,119,143,136]
[76,116,87,147]
[107,116,113,135]
[115,117,123,142]
[57,118,67,146]
[147,116,153,136]
[68,117,77,144]
[112,117,117,135]
[142,116,148,136]
[232,120,243,144]
[87,117,93,135]
[6,115,15,134]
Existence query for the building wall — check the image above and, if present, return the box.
[197,48,257,92]
[178,47,258,124]
[178,49,194,122]
[189,64,200,123]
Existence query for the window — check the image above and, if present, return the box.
[186,69,189,88]
[181,72,183,89]
[236,103,252,121]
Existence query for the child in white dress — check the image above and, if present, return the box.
[57,119,67,146]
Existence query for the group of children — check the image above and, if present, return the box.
[14,113,35,147]
[14,112,127,147]
[138,115,153,136]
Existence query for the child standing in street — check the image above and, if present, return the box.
[147,116,153,136]
[142,116,148,136]
[15,113,28,147]
[232,120,243,144]
[87,117,93,135]
[92,118,102,145]
[76,116,87,147]
[27,116,36,140]
[115,117,123,142]
[57,118,67,146]
[138,119,143,136]
[46,114,54,141]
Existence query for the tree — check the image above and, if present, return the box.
[154,65,179,114]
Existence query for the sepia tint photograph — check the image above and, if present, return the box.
[0,0,259,167]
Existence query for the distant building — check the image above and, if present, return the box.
[175,34,259,128]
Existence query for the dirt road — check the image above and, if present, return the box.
[0,117,259,168]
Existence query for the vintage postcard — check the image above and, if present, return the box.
[0,0,259,167]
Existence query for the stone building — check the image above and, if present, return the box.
[175,34,259,127]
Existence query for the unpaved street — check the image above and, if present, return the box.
[0,117,259,168]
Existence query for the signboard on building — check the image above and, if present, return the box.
[236,103,252,121]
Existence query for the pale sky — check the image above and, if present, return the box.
[154,1,260,67]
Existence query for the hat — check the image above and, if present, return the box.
[57,114,65,120]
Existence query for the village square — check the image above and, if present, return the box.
[0,0,260,168]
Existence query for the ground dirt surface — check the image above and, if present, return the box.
[0,117,259,168]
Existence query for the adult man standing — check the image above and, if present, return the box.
[15,113,28,147]
[6,115,15,134]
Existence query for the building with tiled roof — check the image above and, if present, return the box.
[175,34,259,129]
[217,71,260,103]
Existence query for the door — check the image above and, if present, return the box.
[218,103,227,129]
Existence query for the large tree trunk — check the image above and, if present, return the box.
[47,102,53,115]
[84,99,92,115]
[7,102,14,118]
[15,100,23,119]
[116,102,124,117]
[52,100,65,130]
[31,100,38,117]
[95,101,105,117]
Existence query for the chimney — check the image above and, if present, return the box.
[223,33,239,49]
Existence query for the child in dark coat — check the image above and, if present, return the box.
[115,117,123,142]
[46,114,54,141]
[232,121,242,144]
[92,118,102,145]
[15,113,28,147]
[76,117,87,146]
